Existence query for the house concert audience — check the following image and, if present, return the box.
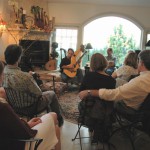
[79,50,150,112]
[3,44,63,127]
[0,60,61,150]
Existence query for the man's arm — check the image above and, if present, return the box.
[79,75,145,102]
[25,74,42,96]
[60,58,74,70]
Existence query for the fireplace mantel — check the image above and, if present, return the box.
[8,28,51,42]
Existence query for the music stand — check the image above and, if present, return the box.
[85,43,93,61]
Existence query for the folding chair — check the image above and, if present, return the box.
[0,138,43,150]
[72,96,115,150]
[110,93,150,150]
[72,112,92,150]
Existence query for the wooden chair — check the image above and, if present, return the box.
[4,87,48,119]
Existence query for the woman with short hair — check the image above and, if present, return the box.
[112,52,139,87]
[79,53,116,143]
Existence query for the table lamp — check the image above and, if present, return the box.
[85,43,93,61]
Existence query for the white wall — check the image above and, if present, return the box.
[48,3,150,48]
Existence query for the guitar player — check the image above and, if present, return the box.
[59,48,84,85]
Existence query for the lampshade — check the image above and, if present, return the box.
[85,43,93,49]
[145,40,150,46]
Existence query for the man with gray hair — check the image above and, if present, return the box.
[3,44,64,127]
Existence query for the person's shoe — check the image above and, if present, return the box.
[58,116,64,127]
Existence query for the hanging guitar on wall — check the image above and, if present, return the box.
[45,48,67,71]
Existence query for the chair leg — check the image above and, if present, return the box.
[72,124,82,141]
[72,123,83,150]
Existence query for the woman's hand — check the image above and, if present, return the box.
[28,117,42,128]
[79,90,88,100]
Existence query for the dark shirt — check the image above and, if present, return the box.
[79,71,116,91]
[60,57,71,73]
[0,101,37,150]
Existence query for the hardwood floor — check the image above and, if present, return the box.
[60,120,99,150]
[60,120,150,150]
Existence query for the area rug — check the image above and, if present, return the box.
[58,91,81,123]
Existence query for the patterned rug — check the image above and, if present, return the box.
[58,91,80,123]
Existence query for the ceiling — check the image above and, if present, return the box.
[46,0,150,7]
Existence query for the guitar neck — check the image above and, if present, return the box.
[76,51,87,64]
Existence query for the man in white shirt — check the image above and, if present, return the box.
[79,50,150,110]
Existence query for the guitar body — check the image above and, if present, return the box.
[45,59,57,71]
[63,69,77,78]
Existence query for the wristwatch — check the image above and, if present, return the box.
[88,90,91,96]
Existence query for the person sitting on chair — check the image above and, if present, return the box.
[0,60,61,150]
[79,53,116,142]
[60,48,83,84]
[105,48,116,75]
[3,44,63,127]
[79,50,150,120]
[112,52,139,87]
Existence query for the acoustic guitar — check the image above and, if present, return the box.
[63,45,87,78]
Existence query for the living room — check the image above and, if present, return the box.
[1,0,150,150]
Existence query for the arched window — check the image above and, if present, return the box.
[83,16,142,67]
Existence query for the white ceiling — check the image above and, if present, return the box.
[46,0,150,7]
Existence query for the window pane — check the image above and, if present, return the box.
[55,28,78,69]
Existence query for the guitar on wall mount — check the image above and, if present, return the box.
[63,45,87,78]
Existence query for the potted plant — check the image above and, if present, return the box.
[50,42,59,59]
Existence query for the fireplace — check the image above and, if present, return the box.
[19,40,50,71]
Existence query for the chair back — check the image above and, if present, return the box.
[139,93,150,113]
[4,87,41,118]
[79,95,114,124]
[139,93,150,134]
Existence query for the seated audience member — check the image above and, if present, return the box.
[127,50,134,54]
[105,48,116,75]
[0,60,61,150]
[112,52,139,87]
[79,53,116,142]
[79,50,150,113]
[3,44,63,127]
[60,48,83,84]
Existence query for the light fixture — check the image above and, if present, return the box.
[85,43,93,61]
[0,18,6,37]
